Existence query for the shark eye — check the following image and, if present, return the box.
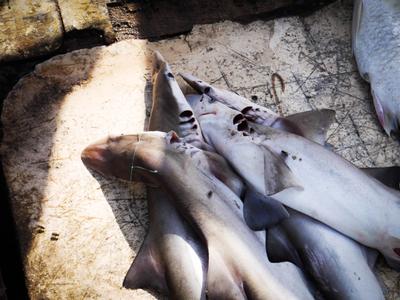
[394,248,400,257]
[208,97,216,104]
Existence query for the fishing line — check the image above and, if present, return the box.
[129,134,159,183]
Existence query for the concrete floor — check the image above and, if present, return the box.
[1,1,399,299]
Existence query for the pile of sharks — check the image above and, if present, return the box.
[81,51,400,300]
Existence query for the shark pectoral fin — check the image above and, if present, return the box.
[266,227,304,268]
[262,145,302,195]
[285,109,336,145]
[361,166,400,190]
[243,189,289,231]
[123,241,167,293]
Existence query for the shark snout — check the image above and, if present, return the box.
[81,140,111,174]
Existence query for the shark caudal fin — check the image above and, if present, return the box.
[123,240,167,294]
[285,109,336,145]
[243,189,289,231]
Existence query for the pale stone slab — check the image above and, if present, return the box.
[1,1,399,299]
[2,40,155,299]
[0,0,63,62]
[58,0,115,43]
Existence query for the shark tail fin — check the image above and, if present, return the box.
[285,109,336,145]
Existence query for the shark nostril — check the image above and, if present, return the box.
[241,106,253,114]
[180,110,193,118]
[394,248,400,257]
[233,114,245,124]
[237,120,249,131]
[179,117,195,124]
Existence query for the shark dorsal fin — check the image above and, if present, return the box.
[262,144,302,195]
[285,109,336,145]
[123,240,167,293]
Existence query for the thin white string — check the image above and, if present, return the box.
[129,134,158,183]
[129,134,141,182]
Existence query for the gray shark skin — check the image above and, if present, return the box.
[82,131,315,300]
[353,0,400,136]
[186,96,400,269]
[267,208,384,300]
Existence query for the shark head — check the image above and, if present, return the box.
[81,132,168,183]
[186,93,250,130]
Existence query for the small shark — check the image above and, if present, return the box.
[82,131,315,300]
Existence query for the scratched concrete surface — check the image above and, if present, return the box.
[1,1,399,299]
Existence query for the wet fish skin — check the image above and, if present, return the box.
[353,0,400,136]
[82,131,315,300]
[186,97,400,268]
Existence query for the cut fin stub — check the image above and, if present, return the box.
[285,109,336,145]
[123,241,168,294]
[243,189,290,231]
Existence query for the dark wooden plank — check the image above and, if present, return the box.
[0,269,7,300]
[108,0,336,40]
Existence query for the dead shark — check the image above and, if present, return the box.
[121,51,256,298]
[184,93,392,298]
[186,95,400,270]
[120,51,208,299]
[82,131,315,300]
